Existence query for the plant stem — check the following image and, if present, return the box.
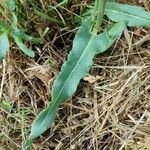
[93,0,106,33]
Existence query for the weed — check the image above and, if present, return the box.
[0,0,45,60]
[22,0,150,149]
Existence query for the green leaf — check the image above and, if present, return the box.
[13,35,35,57]
[105,2,150,28]
[11,13,35,57]
[23,18,126,149]
[13,30,44,43]
[6,0,16,11]
[11,13,18,29]
[0,32,9,60]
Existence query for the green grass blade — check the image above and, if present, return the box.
[34,9,64,26]
[23,19,126,149]
[0,20,11,32]
[105,2,150,27]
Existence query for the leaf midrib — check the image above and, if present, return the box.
[105,9,150,22]
[32,34,96,136]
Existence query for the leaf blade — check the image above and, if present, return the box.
[13,35,35,57]
[0,32,9,60]
[105,2,150,27]
[11,13,35,57]
[23,20,126,149]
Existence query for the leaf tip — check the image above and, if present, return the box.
[23,138,33,150]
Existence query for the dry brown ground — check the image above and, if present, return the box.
[0,0,150,150]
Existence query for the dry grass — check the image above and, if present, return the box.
[0,0,150,150]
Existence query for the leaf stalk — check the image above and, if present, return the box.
[93,0,106,33]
